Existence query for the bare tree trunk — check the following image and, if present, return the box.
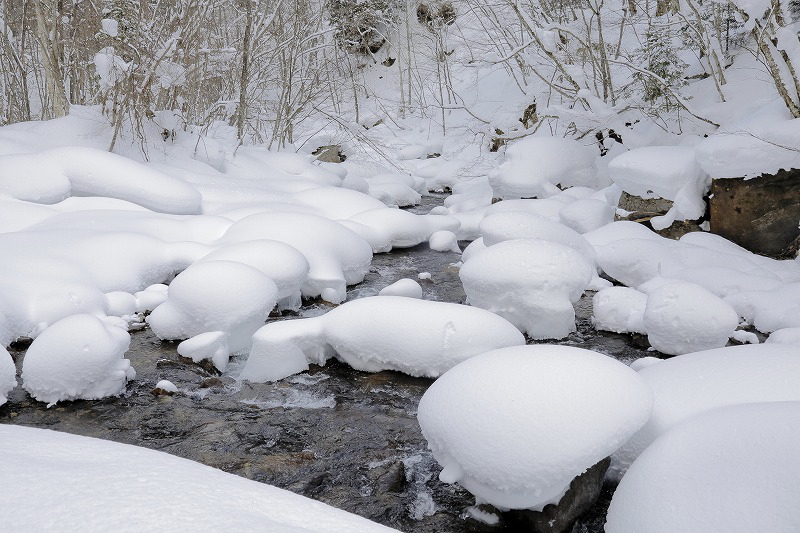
[237,0,253,141]
[32,0,69,118]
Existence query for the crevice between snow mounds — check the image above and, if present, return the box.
[238,295,526,383]
[0,146,203,214]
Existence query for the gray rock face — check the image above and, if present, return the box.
[710,170,800,258]
[615,192,702,239]
[502,457,611,533]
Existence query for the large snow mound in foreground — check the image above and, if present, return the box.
[610,343,800,480]
[417,345,653,511]
[606,402,800,533]
[0,424,397,532]
[240,296,525,382]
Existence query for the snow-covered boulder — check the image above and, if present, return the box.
[240,296,525,382]
[725,282,800,333]
[429,230,460,252]
[343,208,459,253]
[606,402,800,533]
[417,345,653,510]
[379,278,423,298]
[607,146,704,201]
[0,346,16,405]
[610,344,800,480]
[643,282,739,355]
[147,260,278,356]
[489,137,597,199]
[21,314,134,406]
[459,239,594,339]
[559,198,615,234]
[219,212,372,303]
[0,425,397,532]
[592,287,647,335]
[766,327,800,345]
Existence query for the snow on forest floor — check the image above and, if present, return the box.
[0,100,799,531]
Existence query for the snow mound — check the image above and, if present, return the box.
[489,137,597,199]
[479,211,596,264]
[606,402,800,533]
[0,425,397,532]
[610,344,800,479]
[460,239,594,339]
[153,379,178,393]
[592,287,647,335]
[21,314,134,407]
[344,208,459,253]
[0,147,202,214]
[766,327,800,345]
[429,230,460,252]
[0,346,16,405]
[147,260,278,356]
[219,212,372,303]
[177,331,230,372]
[240,296,525,382]
[643,282,739,355]
[196,240,309,310]
[558,198,615,234]
[725,282,800,333]
[379,279,423,298]
[607,146,704,201]
[417,345,653,510]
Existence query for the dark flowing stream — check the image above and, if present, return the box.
[0,195,653,532]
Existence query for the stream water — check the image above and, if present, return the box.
[0,195,654,532]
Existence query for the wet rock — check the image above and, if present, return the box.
[710,170,800,258]
[199,377,224,388]
[503,457,611,533]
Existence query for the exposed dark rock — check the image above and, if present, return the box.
[710,170,800,258]
[312,145,346,163]
[502,457,611,533]
[615,191,703,239]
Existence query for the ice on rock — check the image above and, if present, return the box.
[21,314,134,407]
[592,287,647,335]
[610,344,800,480]
[606,402,800,533]
[459,239,594,339]
[479,211,596,264]
[379,279,423,299]
[429,230,460,253]
[643,282,739,355]
[0,346,16,405]
[417,345,653,510]
[240,296,525,382]
[0,425,398,532]
[177,331,230,372]
[489,137,597,199]
[219,212,372,303]
[196,240,309,310]
[147,260,278,355]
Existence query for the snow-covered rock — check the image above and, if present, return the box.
[417,345,653,510]
[607,146,704,201]
[766,327,800,345]
[606,402,800,533]
[610,343,800,479]
[459,239,594,339]
[489,137,597,199]
[558,198,615,234]
[725,282,800,333]
[21,314,134,406]
[0,424,398,532]
[0,346,16,405]
[379,278,423,298]
[153,379,178,394]
[643,282,739,355]
[177,331,230,372]
[592,287,647,335]
[240,296,525,382]
[429,230,460,252]
[147,260,278,355]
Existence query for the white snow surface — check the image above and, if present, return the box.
[489,137,597,199]
[610,343,800,480]
[643,282,739,355]
[379,278,423,298]
[607,146,705,201]
[21,314,135,407]
[417,345,653,510]
[240,296,525,382]
[460,239,594,339]
[592,287,647,335]
[0,424,398,532]
[606,402,800,533]
[147,260,278,355]
[766,327,800,345]
[0,346,16,405]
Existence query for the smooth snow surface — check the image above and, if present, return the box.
[21,314,134,407]
[0,346,16,405]
[147,260,278,355]
[0,424,398,532]
[417,345,653,510]
[610,344,800,480]
[489,137,597,198]
[606,402,800,533]
[607,146,705,201]
[767,327,800,345]
[241,296,525,382]
[153,379,178,393]
[643,282,739,355]
[460,239,594,339]
[592,287,647,335]
[379,278,423,298]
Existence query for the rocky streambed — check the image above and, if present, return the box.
[0,196,653,532]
